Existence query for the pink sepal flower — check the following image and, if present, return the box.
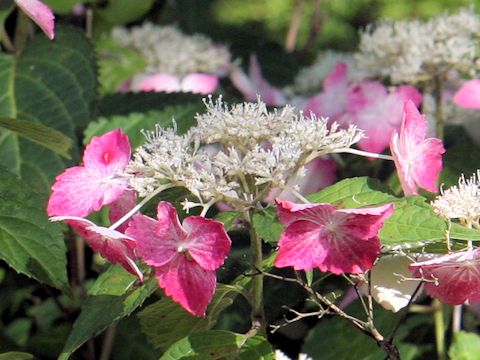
[126,201,231,316]
[453,79,480,109]
[47,129,131,217]
[274,199,394,275]
[410,249,480,305]
[137,72,219,95]
[51,216,142,281]
[14,0,55,40]
[230,54,287,106]
[108,190,137,233]
[390,100,445,196]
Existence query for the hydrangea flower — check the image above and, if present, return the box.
[47,129,131,217]
[274,199,394,274]
[15,0,55,40]
[390,100,445,196]
[134,72,219,95]
[126,202,231,316]
[410,249,480,305]
[453,79,480,109]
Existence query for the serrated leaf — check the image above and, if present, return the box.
[59,265,156,360]
[0,117,72,158]
[449,331,480,360]
[380,197,447,246]
[84,105,200,149]
[449,222,480,241]
[214,211,241,232]
[160,330,274,360]
[252,208,283,244]
[138,284,242,351]
[308,177,397,207]
[0,167,68,292]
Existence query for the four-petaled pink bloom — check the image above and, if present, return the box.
[47,129,131,217]
[126,202,231,317]
[453,79,480,109]
[15,0,55,40]
[390,100,445,196]
[274,199,394,275]
[410,249,480,305]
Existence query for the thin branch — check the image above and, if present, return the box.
[285,0,305,52]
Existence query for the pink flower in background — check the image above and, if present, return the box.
[136,72,219,95]
[126,202,231,316]
[344,83,422,153]
[230,54,287,106]
[390,100,445,196]
[453,79,480,109]
[304,62,349,123]
[47,129,131,217]
[14,0,55,40]
[274,199,394,274]
[410,249,480,305]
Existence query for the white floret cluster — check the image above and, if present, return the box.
[111,23,231,76]
[126,97,363,210]
[431,171,480,226]
[355,8,480,84]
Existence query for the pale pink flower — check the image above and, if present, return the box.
[390,100,445,196]
[274,199,394,275]
[304,62,349,123]
[410,249,480,305]
[453,79,480,109]
[126,202,231,316]
[47,129,131,217]
[230,54,287,106]
[15,0,55,40]
[136,72,219,95]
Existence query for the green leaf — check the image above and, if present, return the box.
[0,54,15,118]
[0,352,33,360]
[160,330,274,360]
[42,0,91,14]
[59,265,156,360]
[0,117,72,158]
[138,284,242,351]
[84,105,200,149]
[380,197,447,247]
[449,222,480,241]
[93,0,155,34]
[0,167,68,292]
[308,177,397,207]
[97,92,201,117]
[214,211,241,232]
[449,331,480,360]
[252,207,283,244]
[97,36,147,95]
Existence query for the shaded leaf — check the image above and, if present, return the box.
[449,222,480,241]
[252,208,283,244]
[214,211,241,232]
[449,331,480,360]
[0,54,15,118]
[0,352,33,360]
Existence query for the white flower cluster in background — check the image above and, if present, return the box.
[355,7,480,84]
[126,97,363,209]
[111,23,231,76]
[432,170,480,225]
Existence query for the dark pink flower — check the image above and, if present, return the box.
[126,202,231,316]
[390,100,445,196]
[410,249,480,305]
[15,0,55,40]
[274,199,394,275]
[453,79,480,109]
[230,54,287,106]
[47,129,131,217]
[51,216,142,280]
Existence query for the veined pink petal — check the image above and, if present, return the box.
[453,80,480,109]
[155,256,217,317]
[15,0,55,40]
[51,216,142,280]
[137,73,182,93]
[410,249,480,305]
[181,73,219,95]
[47,129,131,217]
[390,101,445,196]
[274,200,393,274]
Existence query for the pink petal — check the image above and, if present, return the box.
[155,256,217,316]
[339,203,395,239]
[394,85,423,107]
[275,199,335,226]
[249,55,287,106]
[181,73,219,95]
[230,67,257,102]
[51,216,142,280]
[109,190,136,233]
[410,249,480,305]
[401,100,428,145]
[323,62,348,89]
[15,0,55,40]
[411,138,445,193]
[182,216,231,271]
[137,73,182,93]
[453,80,480,109]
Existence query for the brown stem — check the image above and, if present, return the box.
[285,0,305,52]
[299,0,323,58]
